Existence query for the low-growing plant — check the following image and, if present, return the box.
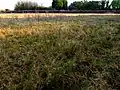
[0,15,120,90]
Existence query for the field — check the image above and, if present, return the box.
[0,14,120,90]
[0,13,120,18]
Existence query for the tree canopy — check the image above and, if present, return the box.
[52,0,68,10]
[14,1,38,10]
[111,0,120,10]
[69,0,112,10]
[14,0,120,10]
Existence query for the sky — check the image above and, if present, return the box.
[0,0,79,10]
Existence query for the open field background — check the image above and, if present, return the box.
[0,15,120,90]
[0,13,120,18]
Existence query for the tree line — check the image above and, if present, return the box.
[14,0,120,10]
[69,0,120,10]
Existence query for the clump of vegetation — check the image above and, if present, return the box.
[13,0,120,10]
[0,15,120,90]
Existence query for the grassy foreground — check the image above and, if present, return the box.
[0,15,120,90]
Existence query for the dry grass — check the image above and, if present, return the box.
[0,15,120,90]
[0,13,120,18]
[0,22,69,39]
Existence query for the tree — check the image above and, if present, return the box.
[56,0,63,10]
[68,0,112,10]
[99,0,112,10]
[52,0,56,9]
[69,1,101,10]
[111,0,120,10]
[52,0,68,10]
[69,1,84,10]
[101,0,106,9]
[14,1,38,10]
[62,0,68,10]
[84,1,101,10]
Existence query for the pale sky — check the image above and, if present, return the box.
[0,0,79,10]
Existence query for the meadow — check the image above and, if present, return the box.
[0,14,120,90]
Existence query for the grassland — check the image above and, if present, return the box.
[0,15,120,90]
[0,13,120,18]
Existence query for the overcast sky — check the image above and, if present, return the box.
[0,0,80,10]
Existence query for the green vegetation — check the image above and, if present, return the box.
[14,1,51,10]
[111,0,120,10]
[14,0,120,10]
[14,1,38,10]
[69,0,111,10]
[52,0,68,10]
[0,15,120,90]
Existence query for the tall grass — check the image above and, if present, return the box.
[0,15,120,90]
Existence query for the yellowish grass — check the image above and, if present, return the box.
[0,29,33,38]
[0,13,120,18]
[0,22,70,39]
